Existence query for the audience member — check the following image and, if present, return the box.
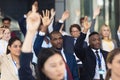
[105,48,120,80]
[0,27,11,54]
[19,9,66,80]
[99,24,117,52]
[1,17,17,37]
[2,17,11,28]
[74,18,108,80]
[0,37,21,80]
[33,9,79,80]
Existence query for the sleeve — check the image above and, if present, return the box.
[74,32,87,60]
[90,19,96,33]
[19,52,35,80]
[18,16,27,36]
[33,33,45,57]
[53,20,64,31]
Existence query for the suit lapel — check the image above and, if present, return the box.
[88,47,96,63]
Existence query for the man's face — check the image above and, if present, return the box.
[70,27,80,38]
[50,33,63,49]
[3,20,11,27]
[89,34,101,49]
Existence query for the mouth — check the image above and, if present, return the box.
[57,73,64,77]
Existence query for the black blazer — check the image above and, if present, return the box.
[63,35,87,54]
[74,33,108,80]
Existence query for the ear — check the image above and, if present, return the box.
[8,46,11,51]
[107,63,112,69]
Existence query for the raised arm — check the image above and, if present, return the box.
[90,7,100,32]
[19,4,41,80]
[33,10,51,56]
[74,17,91,60]
[53,10,70,31]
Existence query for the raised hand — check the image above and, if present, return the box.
[26,4,41,32]
[41,10,51,27]
[60,10,70,21]
[82,16,91,33]
[93,7,100,19]
[22,0,40,52]
[25,1,39,18]
[50,8,56,20]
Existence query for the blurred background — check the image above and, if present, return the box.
[0,0,119,41]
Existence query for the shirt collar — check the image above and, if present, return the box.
[92,48,100,53]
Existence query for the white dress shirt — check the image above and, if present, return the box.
[92,49,107,79]
[0,39,8,54]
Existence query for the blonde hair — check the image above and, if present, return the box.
[99,24,112,40]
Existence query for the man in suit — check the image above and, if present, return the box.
[74,23,108,80]
[34,31,79,80]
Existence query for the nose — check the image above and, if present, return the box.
[56,65,63,72]
[17,46,21,51]
[57,39,61,43]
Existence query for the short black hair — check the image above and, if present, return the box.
[89,31,99,38]
[2,17,11,22]
[49,31,62,40]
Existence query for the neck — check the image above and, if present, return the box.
[111,73,120,80]
[103,37,109,40]
[11,54,19,64]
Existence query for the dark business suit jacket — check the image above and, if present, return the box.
[74,32,108,80]
[63,35,87,54]
[33,34,80,80]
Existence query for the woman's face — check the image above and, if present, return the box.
[2,28,11,41]
[101,26,110,38]
[42,54,65,80]
[8,40,21,56]
[107,53,120,78]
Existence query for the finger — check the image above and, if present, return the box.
[47,10,50,18]
[42,10,45,17]
[46,9,48,17]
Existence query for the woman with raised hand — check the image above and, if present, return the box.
[105,48,120,80]
[0,36,22,80]
[19,3,66,80]
[0,26,11,54]
[99,24,117,52]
